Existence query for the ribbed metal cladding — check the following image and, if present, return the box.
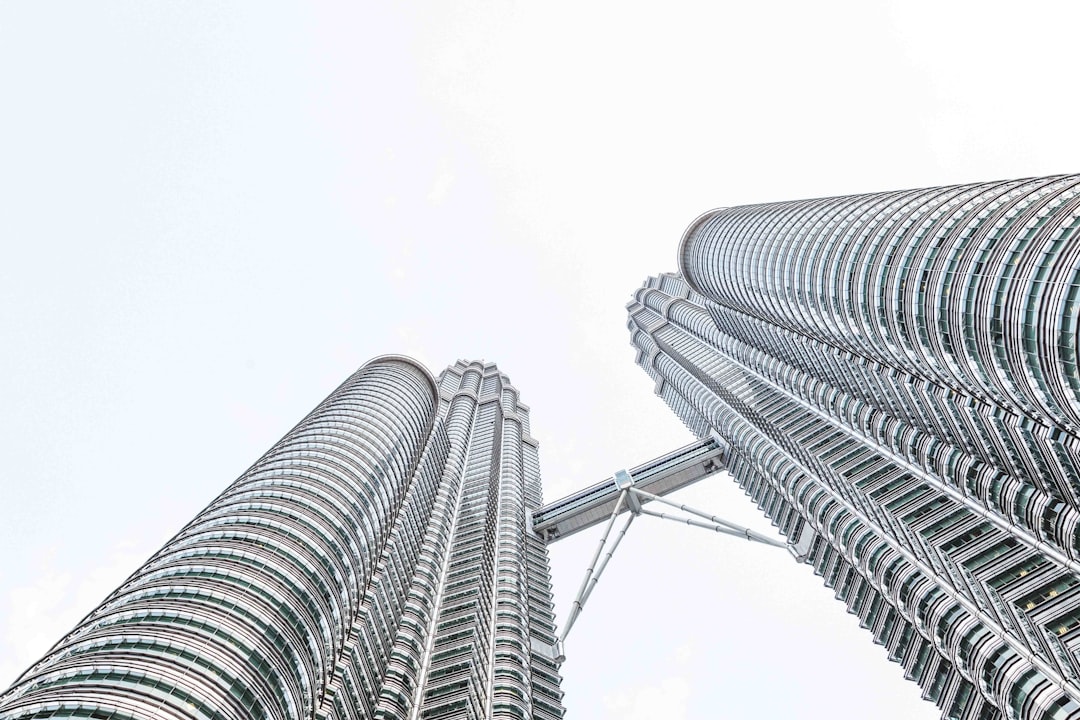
[0,356,565,720]
[679,176,1080,433]
[631,176,1080,720]
[410,362,563,720]
[0,356,439,720]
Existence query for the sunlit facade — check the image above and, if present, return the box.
[629,175,1080,720]
[0,357,563,720]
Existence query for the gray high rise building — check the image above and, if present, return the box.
[0,357,563,720]
[628,175,1080,720]
[13,174,1080,720]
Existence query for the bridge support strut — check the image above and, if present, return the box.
[555,467,791,662]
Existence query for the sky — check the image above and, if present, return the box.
[1,2,1079,718]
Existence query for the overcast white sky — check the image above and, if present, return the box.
[2,2,1078,718]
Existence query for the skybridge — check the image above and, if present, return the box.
[535,434,800,660]
[531,437,728,542]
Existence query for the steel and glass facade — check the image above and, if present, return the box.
[0,357,563,720]
[629,175,1080,720]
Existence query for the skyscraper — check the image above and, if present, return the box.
[627,175,1080,720]
[0,357,563,720]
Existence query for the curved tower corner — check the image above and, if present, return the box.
[0,358,440,720]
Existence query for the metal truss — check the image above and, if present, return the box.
[532,438,726,542]
[544,463,797,662]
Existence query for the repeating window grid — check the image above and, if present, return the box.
[630,267,1080,716]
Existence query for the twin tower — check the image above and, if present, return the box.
[6,174,1080,720]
